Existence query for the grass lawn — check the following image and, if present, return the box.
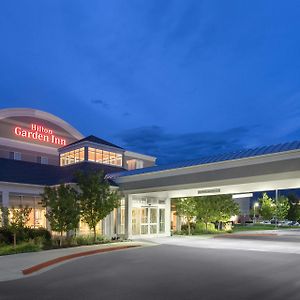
[232,224,295,232]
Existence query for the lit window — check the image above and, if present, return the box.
[136,160,144,169]
[127,159,144,170]
[60,147,84,166]
[87,147,122,167]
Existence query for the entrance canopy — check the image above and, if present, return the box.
[112,140,300,198]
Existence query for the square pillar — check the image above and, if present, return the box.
[1,190,9,207]
[1,191,9,226]
[124,194,132,239]
[165,197,171,236]
[116,206,121,236]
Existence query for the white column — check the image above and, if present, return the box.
[165,197,171,236]
[103,213,114,238]
[125,194,132,239]
[116,206,121,236]
[109,211,114,238]
[176,215,181,231]
[102,219,106,236]
[2,190,9,207]
[1,190,9,226]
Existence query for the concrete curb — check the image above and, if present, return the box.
[22,245,140,275]
[214,233,277,238]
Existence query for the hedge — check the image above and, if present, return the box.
[0,227,51,245]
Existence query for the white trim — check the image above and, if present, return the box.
[120,170,300,195]
[124,150,156,162]
[0,137,59,155]
[0,108,84,140]
[0,181,47,188]
[60,140,124,153]
[116,148,300,183]
[232,193,253,199]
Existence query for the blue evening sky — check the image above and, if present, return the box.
[1,1,300,164]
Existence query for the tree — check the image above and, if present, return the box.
[214,195,240,230]
[195,196,219,231]
[173,197,197,235]
[76,171,120,242]
[0,206,9,227]
[275,196,290,221]
[9,205,32,248]
[42,184,80,246]
[258,193,275,220]
[287,194,300,222]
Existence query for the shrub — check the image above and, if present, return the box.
[0,227,12,244]
[193,222,232,234]
[181,223,196,234]
[194,222,215,232]
[0,242,41,256]
[0,227,51,246]
[73,235,107,246]
[25,228,51,242]
[47,235,109,249]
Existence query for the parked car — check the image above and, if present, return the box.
[288,221,299,226]
[261,220,271,224]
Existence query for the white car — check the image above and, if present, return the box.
[261,220,271,224]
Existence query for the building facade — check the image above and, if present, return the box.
[0,108,156,237]
[1,108,300,239]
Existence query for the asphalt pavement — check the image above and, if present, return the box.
[1,237,300,300]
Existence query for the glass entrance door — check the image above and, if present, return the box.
[140,207,158,235]
[149,207,157,234]
[131,197,167,236]
[140,207,149,234]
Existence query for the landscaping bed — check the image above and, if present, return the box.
[0,227,127,256]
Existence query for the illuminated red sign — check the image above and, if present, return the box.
[14,124,66,146]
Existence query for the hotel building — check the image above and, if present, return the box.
[1,108,300,238]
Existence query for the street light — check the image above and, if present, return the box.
[253,202,259,224]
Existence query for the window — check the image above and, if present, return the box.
[60,147,84,166]
[9,151,21,160]
[88,147,122,167]
[136,160,144,169]
[37,156,48,164]
[127,159,144,170]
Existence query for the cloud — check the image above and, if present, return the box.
[116,125,251,164]
[91,99,109,109]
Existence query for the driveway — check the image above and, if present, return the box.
[1,243,300,300]
[141,230,300,254]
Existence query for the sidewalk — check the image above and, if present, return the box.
[0,241,146,282]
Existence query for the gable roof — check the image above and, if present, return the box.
[109,140,300,178]
[60,135,123,150]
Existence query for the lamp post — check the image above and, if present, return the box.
[253,202,259,224]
